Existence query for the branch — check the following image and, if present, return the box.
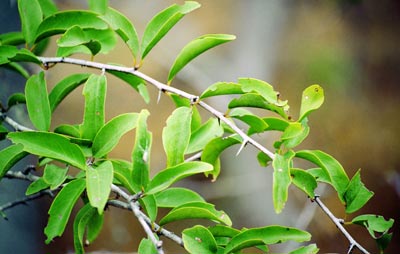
[0,112,34,132]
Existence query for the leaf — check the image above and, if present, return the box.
[43,164,68,190]
[257,151,273,167]
[208,225,241,238]
[155,187,205,208]
[298,84,324,121]
[263,117,290,131]
[49,73,91,112]
[169,94,202,131]
[296,150,349,203]
[92,113,139,158]
[141,1,201,60]
[138,238,158,254]
[290,168,317,198]
[162,107,192,167]
[0,126,8,141]
[106,70,149,103]
[159,202,232,226]
[86,161,113,214]
[343,169,374,213]
[0,144,27,179]
[26,177,49,195]
[25,71,51,131]
[200,82,243,99]
[80,74,107,141]
[8,131,86,169]
[281,119,310,149]
[35,11,109,42]
[112,159,138,193]
[38,0,58,17]
[239,78,278,104]
[0,45,41,64]
[3,62,30,79]
[0,31,25,46]
[140,194,158,222]
[223,226,311,254]
[186,118,224,154]
[7,93,26,108]
[54,124,81,138]
[272,150,295,213]
[45,178,86,244]
[352,214,394,237]
[168,34,235,84]
[131,110,152,189]
[18,0,43,46]
[146,161,212,195]
[89,0,108,14]
[229,108,269,135]
[288,244,319,254]
[183,225,218,254]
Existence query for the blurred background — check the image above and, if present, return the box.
[0,0,399,253]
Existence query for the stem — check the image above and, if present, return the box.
[0,112,34,132]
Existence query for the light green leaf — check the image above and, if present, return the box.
[186,118,224,154]
[146,161,212,195]
[141,1,201,60]
[140,194,158,222]
[208,225,241,238]
[43,164,68,190]
[25,71,51,131]
[183,225,218,254]
[239,78,278,104]
[281,119,310,149]
[162,107,192,167]
[92,113,139,158]
[89,0,108,14]
[0,144,27,179]
[38,0,58,17]
[307,167,330,183]
[288,244,319,254]
[80,74,107,141]
[138,238,158,254]
[112,159,139,193]
[155,187,205,208]
[159,202,232,226]
[0,45,40,64]
[296,150,349,203]
[49,73,90,112]
[223,226,311,254]
[352,214,394,237]
[290,168,317,198]
[299,84,324,121]
[26,177,49,195]
[86,161,113,214]
[229,108,269,135]
[344,169,374,213]
[263,117,290,131]
[18,0,42,46]
[45,178,86,244]
[106,70,149,103]
[168,34,235,84]
[200,82,242,99]
[169,94,202,131]
[54,124,81,138]
[272,150,295,213]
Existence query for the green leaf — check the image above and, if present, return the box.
[169,94,202,131]
[141,1,201,60]
[138,238,158,254]
[140,194,158,222]
[376,233,393,252]
[263,117,290,131]
[0,31,25,46]
[3,62,30,79]
[18,0,43,46]
[111,159,138,193]
[38,0,58,17]
[7,93,26,108]
[272,150,295,213]
[288,244,319,254]
[54,124,81,138]
[343,169,374,213]
[43,164,68,190]
[186,118,224,154]
[89,0,108,14]
[290,168,317,198]
[80,74,107,141]
[49,73,91,112]
[131,110,152,189]
[155,187,205,208]
[352,214,394,237]
[0,126,7,141]
[25,71,51,131]
[8,131,86,169]
[162,107,192,167]
[92,113,139,158]
[257,151,273,167]
[168,34,235,84]
[183,225,218,254]
[159,202,232,226]
[86,161,113,214]
[229,108,269,135]
[35,11,109,43]
[208,225,241,238]
[0,45,40,64]
[106,70,149,103]
[0,144,27,179]
[223,226,311,254]
[26,177,50,195]
[307,167,330,183]
[146,161,212,195]
[200,82,242,99]
[239,78,278,104]
[45,178,85,244]
[102,7,140,61]
[281,119,310,149]
[298,84,324,121]
[296,150,349,203]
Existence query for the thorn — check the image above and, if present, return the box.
[347,243,355,254]
[101,68,106,75]
[157,90,162,104]
[236,140,248,156]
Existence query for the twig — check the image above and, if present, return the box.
[0,112,34,132]
[0,189,53,215]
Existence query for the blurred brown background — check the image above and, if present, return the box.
[1,0,399,253]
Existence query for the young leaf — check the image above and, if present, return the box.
[239,78,278,105]
[86,161,113,214]
[138,238,158,254]
[288,244,319,254]
[18,0,43,46]
[162,107,192,167]
[8,131,86,169]
[80,74,107,141]
[43,164,68,190]
[25,71,51,131]
[183,225,218,254]
[281,119,310,149]
[290,168,317,198]
[146,161,212,195]
[343,169,374,214]
[159,202,232,226]
[155,187,205,208]
[89,0,108,14]
[106,70,149,103]
[141,1,201,60]
[168,34,235,84]
[0,144,27,179]
[45,178,86,244]
[223,226,311,254]
[229,108,269,135]
[200,82,243,99]
[272,150,295,213]
[26,177,50,195]
[49,73,91,112]
[296,150,349,203]
[298,84,324,121]
[186,118,224,154]
[92,113,139,158]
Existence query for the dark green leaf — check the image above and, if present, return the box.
[73,203,100,254]
[290,168,317,198]
[200,82,242,99]
[86,209,104,245]
[8,131,86,169]
[7,93,26,108]
[0,125,8,141]
[138,238,158,254]
[141,1,201,60]
[86,161,113,214]
[0,31,25,46]
[26,177,49,195]
[186,118,224,154]
[43,164,68,190]
[0,45,40,64]
[257,151,272,167]
[183,225,218,254]
[155,187,205,208]
[54,124,81,138]
[288,244,319,254]
[3,62,30,79]
[0,144,27,179]
[25,71,51,131]
[272,150,295,213]
[45,178,85,244]
[376,233,392,252]
[18,0,42,46]
[352,214,394,237]
[89,0,108,14]
[298,84,324,121]
[229,108,269,135]
[344,169,374,213]
[106,70,149,103]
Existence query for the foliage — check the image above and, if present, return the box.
[0,1,394,253]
